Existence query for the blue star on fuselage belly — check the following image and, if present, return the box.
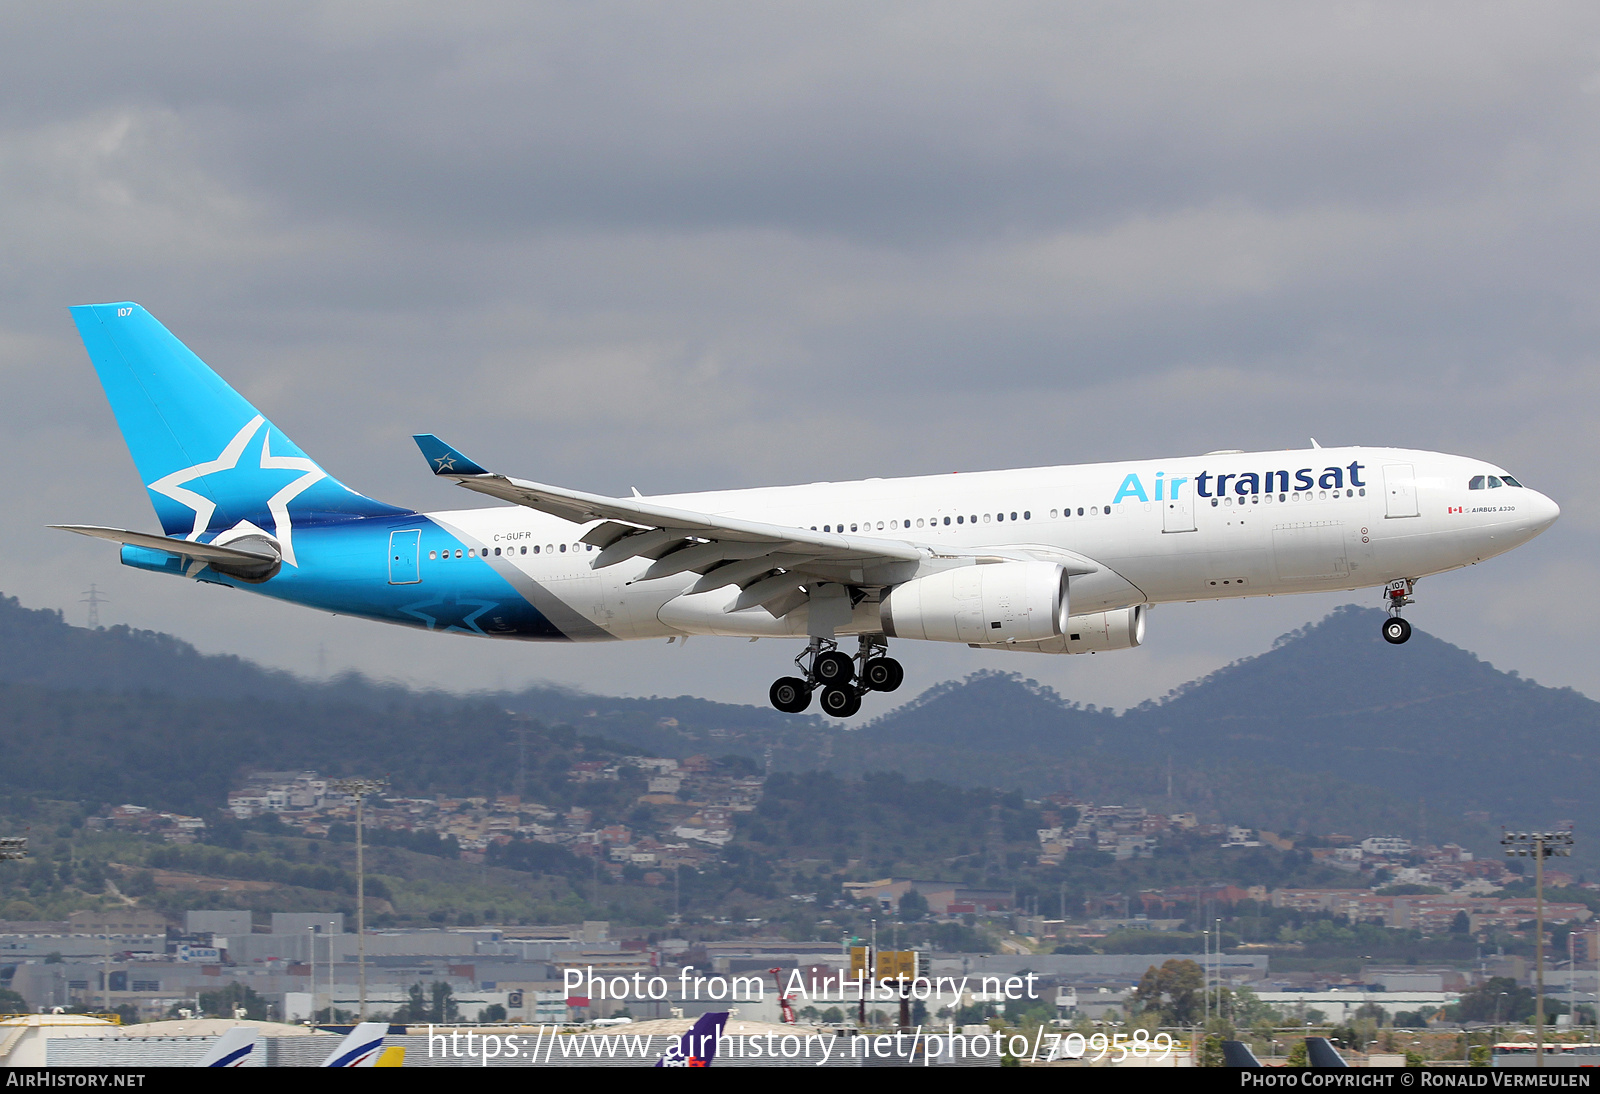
[400,595,500,635]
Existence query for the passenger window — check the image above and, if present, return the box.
[455,550,463,558]
[560,544,567,553]
[944,517,951,525]
[876,521,884,530]
[1077,507,1084,516]
[494,547,501,555]
[956,516,964,524]
[1024,511,1031,519]
[546,545,553,553]
[1469,476,1485,490]
[1011,512,1018,521]
[1050,509,1058,518]
[983,514,991,523]
[429,550,437,560]
[850,523,858,532]
[521,546,527,554]
[1211,499,1219,507]
[916,518,924,528]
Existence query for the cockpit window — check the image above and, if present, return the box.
[1501,475,1523,487]
[1487,476,1502,488]
[1468,475,1485,490]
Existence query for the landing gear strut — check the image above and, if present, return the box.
[768,636,904,717]
[1382,579,1415,644]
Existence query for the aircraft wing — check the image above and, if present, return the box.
[414,435,929,614]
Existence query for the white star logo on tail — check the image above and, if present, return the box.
[145,415,326,567]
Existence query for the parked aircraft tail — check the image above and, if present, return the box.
[655,1012,728,1067]
[1221,1040,1264,1067]
[1304,1037,1349,1067]
[193,1025,259,1067]
[320,1022,389,1067]
[68,303,409,566]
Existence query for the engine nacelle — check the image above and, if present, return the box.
[880,561,1067,644]
[1063,605,1145,653]
[968,604,1147,655]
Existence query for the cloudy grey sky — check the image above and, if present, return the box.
[1,3,1593,711]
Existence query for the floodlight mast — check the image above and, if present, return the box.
[1502,827,1574,1069]
[334,777,387,1020]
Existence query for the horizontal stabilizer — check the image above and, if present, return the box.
[51,525,279,566]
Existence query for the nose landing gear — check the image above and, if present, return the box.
[768,636,904,716]
[1382,579,1415,644]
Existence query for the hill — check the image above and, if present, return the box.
[0,594,1592,847]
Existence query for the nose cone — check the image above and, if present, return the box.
[1525,491,1561,536]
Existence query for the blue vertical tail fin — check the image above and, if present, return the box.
[70,303,410,565]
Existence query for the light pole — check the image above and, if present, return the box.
[334,777,386,1020]
[1503,827,1574,1068]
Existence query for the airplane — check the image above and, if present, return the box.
[1303,1037,1349,1068]
[55,303,1560,717]
[655,1011,727,1067]
[319,1021,389,1067]
[1220,1039,1264,1067]
[193,1024,259,1066]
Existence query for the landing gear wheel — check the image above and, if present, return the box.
[814,650,855,687]
[1382,617,1412,645]
[820,686,862,718]
[769,677,813,714]
[862,657,904,692]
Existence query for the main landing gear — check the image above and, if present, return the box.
[1382,578,1415,644]
[769,636,904,717]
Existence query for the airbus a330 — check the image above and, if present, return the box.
[57,304,1560,717]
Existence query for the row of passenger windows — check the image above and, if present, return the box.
[1211,488,1365,506]
[429,543,594,560]
[1469,475,1522,489]
[812,511,1035,533]
[428,483,1384,560]
[809,487,1369,532]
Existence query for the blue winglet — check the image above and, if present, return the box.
[413,434,490,476]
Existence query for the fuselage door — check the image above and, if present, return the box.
[388,529,421,584]
[1383,464,1420,518]
[1162,481,1196,533]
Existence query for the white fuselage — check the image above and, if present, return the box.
[416,445,1559,646]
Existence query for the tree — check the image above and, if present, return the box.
[1456,977,1533,1023]
[198,982,267,1021]
[478,1004,507,1023]
[1133,959,1203,1025]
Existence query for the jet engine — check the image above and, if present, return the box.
[880,561,1067,644]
